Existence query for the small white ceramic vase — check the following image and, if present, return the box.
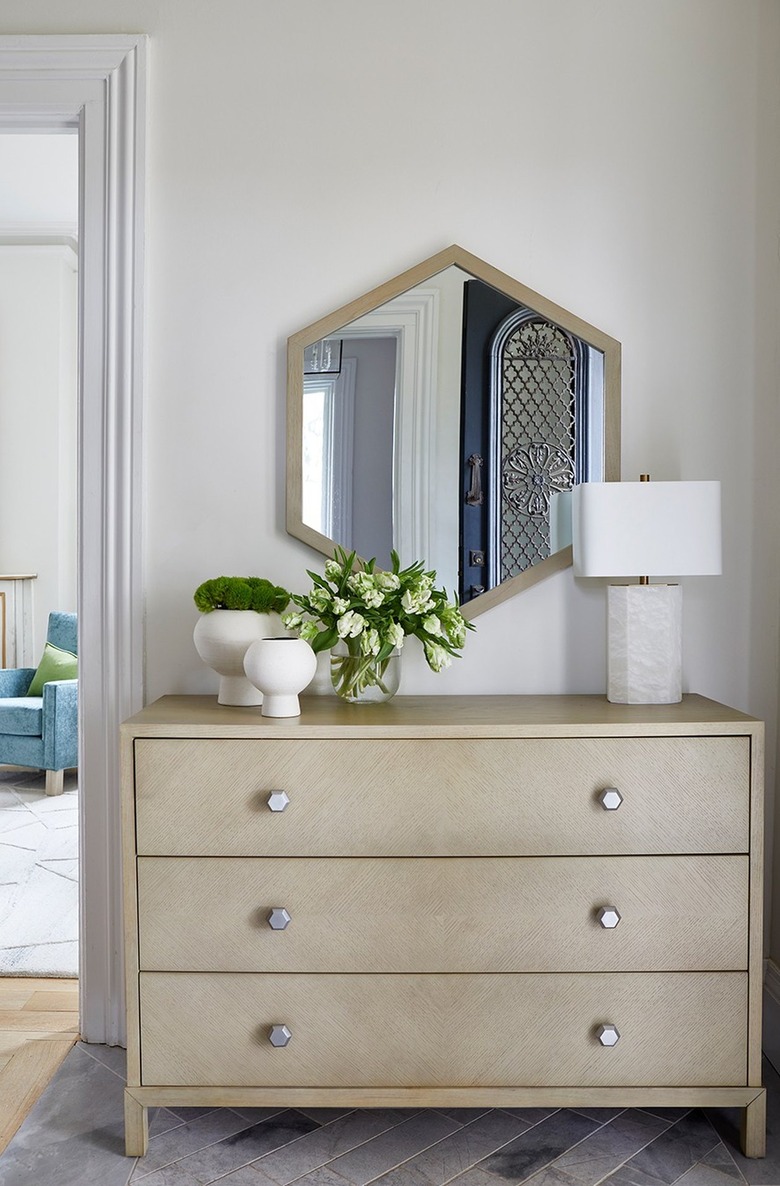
[193,610,283,706]
[243,636,317,717]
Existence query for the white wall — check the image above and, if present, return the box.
[0,247,78,651]
[1,1,778,950]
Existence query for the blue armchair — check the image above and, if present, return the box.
[0,611,78,796]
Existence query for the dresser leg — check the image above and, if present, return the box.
[741,1089,766,1158]
[124,1089,148,1157]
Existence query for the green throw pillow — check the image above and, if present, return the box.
[27,642,78,696]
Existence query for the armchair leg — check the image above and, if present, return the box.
[45,769,64,797]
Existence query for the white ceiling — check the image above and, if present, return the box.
[0,132,78,230]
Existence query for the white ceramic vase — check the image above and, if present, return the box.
[243,636,317,717]
[193,610,284,706]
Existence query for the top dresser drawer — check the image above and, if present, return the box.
[134,735,748,856]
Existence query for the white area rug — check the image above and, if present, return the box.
[0,766,78,976]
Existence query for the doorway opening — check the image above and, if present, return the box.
[0,129,79,980]
[0,34,147,1049]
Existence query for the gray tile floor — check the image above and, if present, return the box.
[2,1045,780,1186]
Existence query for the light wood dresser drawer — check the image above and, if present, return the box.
[139,971,748,1089]
[134,734,749,856]
[137,854,748,973]
[122,694,765,1159]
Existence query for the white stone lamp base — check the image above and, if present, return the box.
[607,583,682,705]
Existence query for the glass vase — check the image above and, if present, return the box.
[330,639,401,704]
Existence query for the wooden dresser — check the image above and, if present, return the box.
[121,694,765,1157]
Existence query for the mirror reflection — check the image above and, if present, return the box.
[288,247,620,617]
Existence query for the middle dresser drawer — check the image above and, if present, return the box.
[134,736,749,856]
[137,855,748,973]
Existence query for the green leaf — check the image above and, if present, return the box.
[310,627,338,653]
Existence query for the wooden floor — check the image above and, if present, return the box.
[0,977,79,1155]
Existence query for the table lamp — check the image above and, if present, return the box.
[572,476,722,704]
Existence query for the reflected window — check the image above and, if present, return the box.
[301,337,395,567]
[302,360,358,550]
[302,377,336,538]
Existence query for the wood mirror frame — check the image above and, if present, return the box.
[286,244,621,618]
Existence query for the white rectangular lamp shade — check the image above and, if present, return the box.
[572,481,722,578]
[572,481,721,705]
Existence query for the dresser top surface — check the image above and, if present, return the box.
[121,693,761,740]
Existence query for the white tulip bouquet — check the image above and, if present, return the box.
[283,547,473,701]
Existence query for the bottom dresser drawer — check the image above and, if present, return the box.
[139,971,747,1089]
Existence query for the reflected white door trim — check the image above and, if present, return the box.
[339,291,439,570]
[332,358,356,544]
[0,35,147,1045]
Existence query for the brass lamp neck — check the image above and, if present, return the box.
[639,474,650,582]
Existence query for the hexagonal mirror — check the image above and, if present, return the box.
[287,245,620,618]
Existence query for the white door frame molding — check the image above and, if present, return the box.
[0,35,147,1044]
[338,292,440,573]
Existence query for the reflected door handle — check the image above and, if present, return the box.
[466,453,484,505]
[599,788,623,811]
[596,1024,620,1047]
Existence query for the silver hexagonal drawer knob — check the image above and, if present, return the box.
[268,1024,292,1047]
[267,790,290,812]
[268,907,292,930]
[598,906,621,929]
[596,1023,620,1047]
[599,787,623,811]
